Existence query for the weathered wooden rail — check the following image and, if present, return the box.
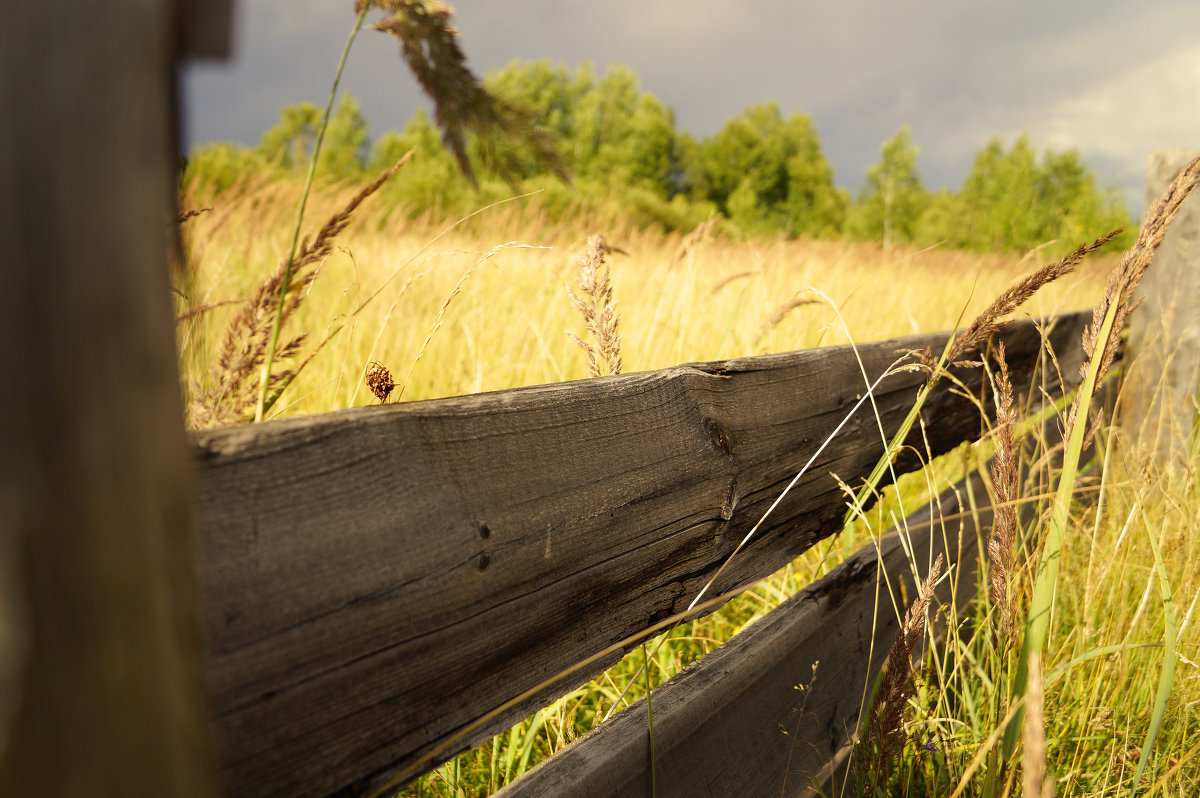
[193,311,1091,797]
[495,471,994,798]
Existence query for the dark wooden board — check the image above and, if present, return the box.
[495,471,991,798]
[0,2,215,795]
[193,311,1090,797]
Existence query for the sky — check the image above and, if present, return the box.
[183,1,1200,212]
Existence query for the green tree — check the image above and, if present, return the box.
[483,61,682,198]
[256,102,322,171]
[1037,150,1131,247]
[958,135,1041,251]
[568,66,678,195]
[485,59,577,141]
[783,114,847,237]
[912,189,962,248]
[256,94,370,178]
[369,107,468,213]
[184,142,272,195]
[696,103,843,237]
[317,93,370,177]
[953,135,1132,253]
[847,125,929,248]
[482,59,579,181]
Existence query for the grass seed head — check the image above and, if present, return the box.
[567,234,623,378]
[858,554,944,792]
[945,229,1121,372]
[186,155,411,427]
[363,0,565,187]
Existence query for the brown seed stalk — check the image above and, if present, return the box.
[567,234,624,378]
[361,0,565,187]
[943,230,1121,375]
[987,343,1018,644]
[858,554,944,791]
[189,154,411,427]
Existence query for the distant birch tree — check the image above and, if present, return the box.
[847,125,929,248]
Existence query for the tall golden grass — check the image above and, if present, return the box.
[175,167,1199,796]
[176,174,1116,426]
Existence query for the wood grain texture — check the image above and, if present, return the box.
[193,311,1090,797]
[0,2,216,795]
[494,471,991,798]
[1126,148,1200,465]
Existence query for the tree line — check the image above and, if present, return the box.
[186,59,1132,254]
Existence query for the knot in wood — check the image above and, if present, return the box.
[702,415,735,459]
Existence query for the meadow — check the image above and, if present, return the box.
[177,171,1199,796]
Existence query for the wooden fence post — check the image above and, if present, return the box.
[1126,148,1200,464]
[0,2,217,795]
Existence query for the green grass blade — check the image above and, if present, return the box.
[643,642,657,797]
[514,710,545,779]
[255,5,369,422]
[502,723,521,782]
[1132,512,1177,792]
[1001,286,1122,761]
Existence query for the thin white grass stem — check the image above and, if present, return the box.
[278,191,546,410]
[1177,588,1199,641]
[396,243,544,402]
[808,290,910,501]
[1083,434,1117,613]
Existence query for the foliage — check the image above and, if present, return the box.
[370,108,471,214]
[183,61,1133,253]
[690,103,846,237]
[256,101,321,171]
[926,134,1133,254]
[846,125,930,248]
[183,142,276,195]
[255,95,369,178]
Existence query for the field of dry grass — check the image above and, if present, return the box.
[175,173,1199,797]
[177,174,1116,424]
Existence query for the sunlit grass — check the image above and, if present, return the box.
[177,176,1114,421]
[174,176,1200,797]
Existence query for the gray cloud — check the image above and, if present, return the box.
[184,1,1200,210]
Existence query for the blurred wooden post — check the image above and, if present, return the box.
[0,1,221,795]
[1126,148,1200,464]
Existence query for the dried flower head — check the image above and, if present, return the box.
[365,361,396,403]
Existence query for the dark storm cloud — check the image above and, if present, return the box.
[184,1,1200,207]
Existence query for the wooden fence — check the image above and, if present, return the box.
[192,311,1093,797]
[6,4,1196,797]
